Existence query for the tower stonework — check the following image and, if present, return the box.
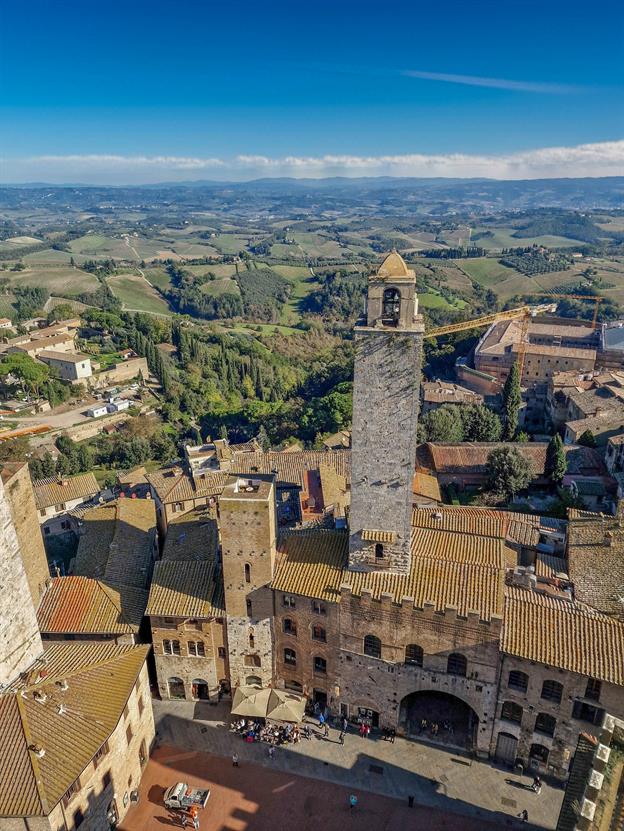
[0,473,43,688]
[349,252,424,574]
[220,474,277,688]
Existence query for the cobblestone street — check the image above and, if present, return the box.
[151,699,565,830]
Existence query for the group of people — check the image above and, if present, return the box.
[416,718,454,739]
[230,718,307,745]
[178,805,200,829]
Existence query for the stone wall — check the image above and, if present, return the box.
[274,592,340,703]
[226,609,274,688]
[89,357,149,389]
[151,616,228,700]
[493,654,624,778]
[349,327,423,574]
[2,463,50,605]
[0,475,43,687]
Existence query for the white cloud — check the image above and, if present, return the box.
[2,140,623,183]
[401,70,583,94]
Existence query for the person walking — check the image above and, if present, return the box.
[189,806,199,831]
[518,809,528,822]
[349,794,358,812]
[532,775,542,794]
[364,724,371,739]
[180,812,188,828]
[323,719,329,738]
[359,722,366,739]
[232,752,239,767]
[339,730,345,745]
[342,716,348,734]
[268,745,275,760]
[319,712,325,734]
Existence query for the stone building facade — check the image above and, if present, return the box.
[1,461,50,605]
[0,472,43,687]
[220,474,277,688]
[349,252,424,574]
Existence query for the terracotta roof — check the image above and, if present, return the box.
[412,472,442,502]
[146,467,226,504]
[37,576,147,634]
[146,560,224,618]
[362,529,396,544]
[503,586,624,685]
[72,499,156,590]
[161,506,219,562]
[273,529,347,603]
[377,251,413,279]
[36,350,90,364]
[421,381,483,405]
[567,513,624,617]
[116,466,148,485]
[0,643,148,817]
[423,442,548,476]
[33,472,100,510]
[231,450,351,489]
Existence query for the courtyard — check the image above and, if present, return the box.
[126,699,566,830]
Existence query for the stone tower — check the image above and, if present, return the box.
[348,251,424,574]
[0,473,43,688]
[220,474,277,688]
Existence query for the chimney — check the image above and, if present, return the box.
[510,565,537,591]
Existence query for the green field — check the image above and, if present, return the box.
[6,266,98,296]
[419,290,466,311]
[457,258,519,286]
[209,234,253,255]
[260,262,319,324]
[22,249,75,265]
[69,233,132,260]
[107,274,172,314]
[187,263,238,278]
[199,277,241,297]
[472,228,586,250]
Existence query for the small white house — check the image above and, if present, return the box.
[87,404,108,418]
[37,350,92,382]
[0,318,13,330]
[106,399,131,413]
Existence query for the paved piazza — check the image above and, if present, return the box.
[122,700,565,830]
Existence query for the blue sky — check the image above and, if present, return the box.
[1,0,623,182]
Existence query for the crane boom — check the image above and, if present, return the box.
[425,306,531,339]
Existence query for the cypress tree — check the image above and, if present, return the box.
[502,361,522,441]
[546,434,567,483]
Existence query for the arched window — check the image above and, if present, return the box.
[312,625,326,642]
[535,712,556,737]
[244,563,251,583]
[530,744,549,764]
[283,618,297,636]
[501,701,523,724]
[167,677,185,699]
[191,679,209,701]
[364,634,381,659]
[284,648,297,666]
[285,679,303,693]
[375,543,384,559]
[313,656,327,674]
[541,680,563,703]
[249,632,255,649]
[447,653,467,677]
[246,675,262,686]
[405,644,423,666]
[508,670,529,692]
[382,288,401,325]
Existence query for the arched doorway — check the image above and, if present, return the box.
[495,731,519,765]
[168,677,185,699]
[399,690,478,750]
[192,679,209,700]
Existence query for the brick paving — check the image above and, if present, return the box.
[141,700,564,830]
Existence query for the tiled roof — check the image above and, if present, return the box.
[33,472,99,510]
[503,586,624,685]
[37,350,90,364]
[37,576,147,634]
[161,506,219,562]
[273,530,347,602]
[567,513,624,617]
[0,643,148,817]
[423,443,548,476]
[231,450,351,489]
[72,499,156,591]
[412,472,442,502]
[362,529,396,544]
[146,467,226,504]
[421,381,483,404]
[146,560,224,618]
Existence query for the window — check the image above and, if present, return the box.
[93,740,109,768]
[244,654,261,667]
[501,701,523,724]
[138,695,144,716]
[283,618,297,635]
[285,680,303,693]
[126,724,133,745]
[313,656,327,675]
[572,700,605,725]
[63,778,81,806]
[405,644,423,667]
[284,648,297,666]
[173,501,184,512]
[218,647,226,659]
[534,713,556,737]
[40,508,46,517]
[312,625,326,642]
[312,600,326,615]
[508,670,529,693]
[163,639,172,654]
[188,641,205,657]
[168,677,185,699]
[585,678,601,702]
[375,543,384,559]
[249,633,255,649]
[541,680,563,703]
[244,563,251,583]
[139,739,147,767]
[283,594,296,608]
[172,640,180,656]
[73,809,84,829]
[102,770,112,790]
[363,634,381,659]
[246,599,252,616]
[447,653,467,677]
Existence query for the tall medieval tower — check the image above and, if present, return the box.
[348,252,424,574]
[220,474,277,688]
[0,473,43,688]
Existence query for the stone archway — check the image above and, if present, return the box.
[399,690,479,750]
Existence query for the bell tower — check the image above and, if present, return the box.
[348,252,424,574]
